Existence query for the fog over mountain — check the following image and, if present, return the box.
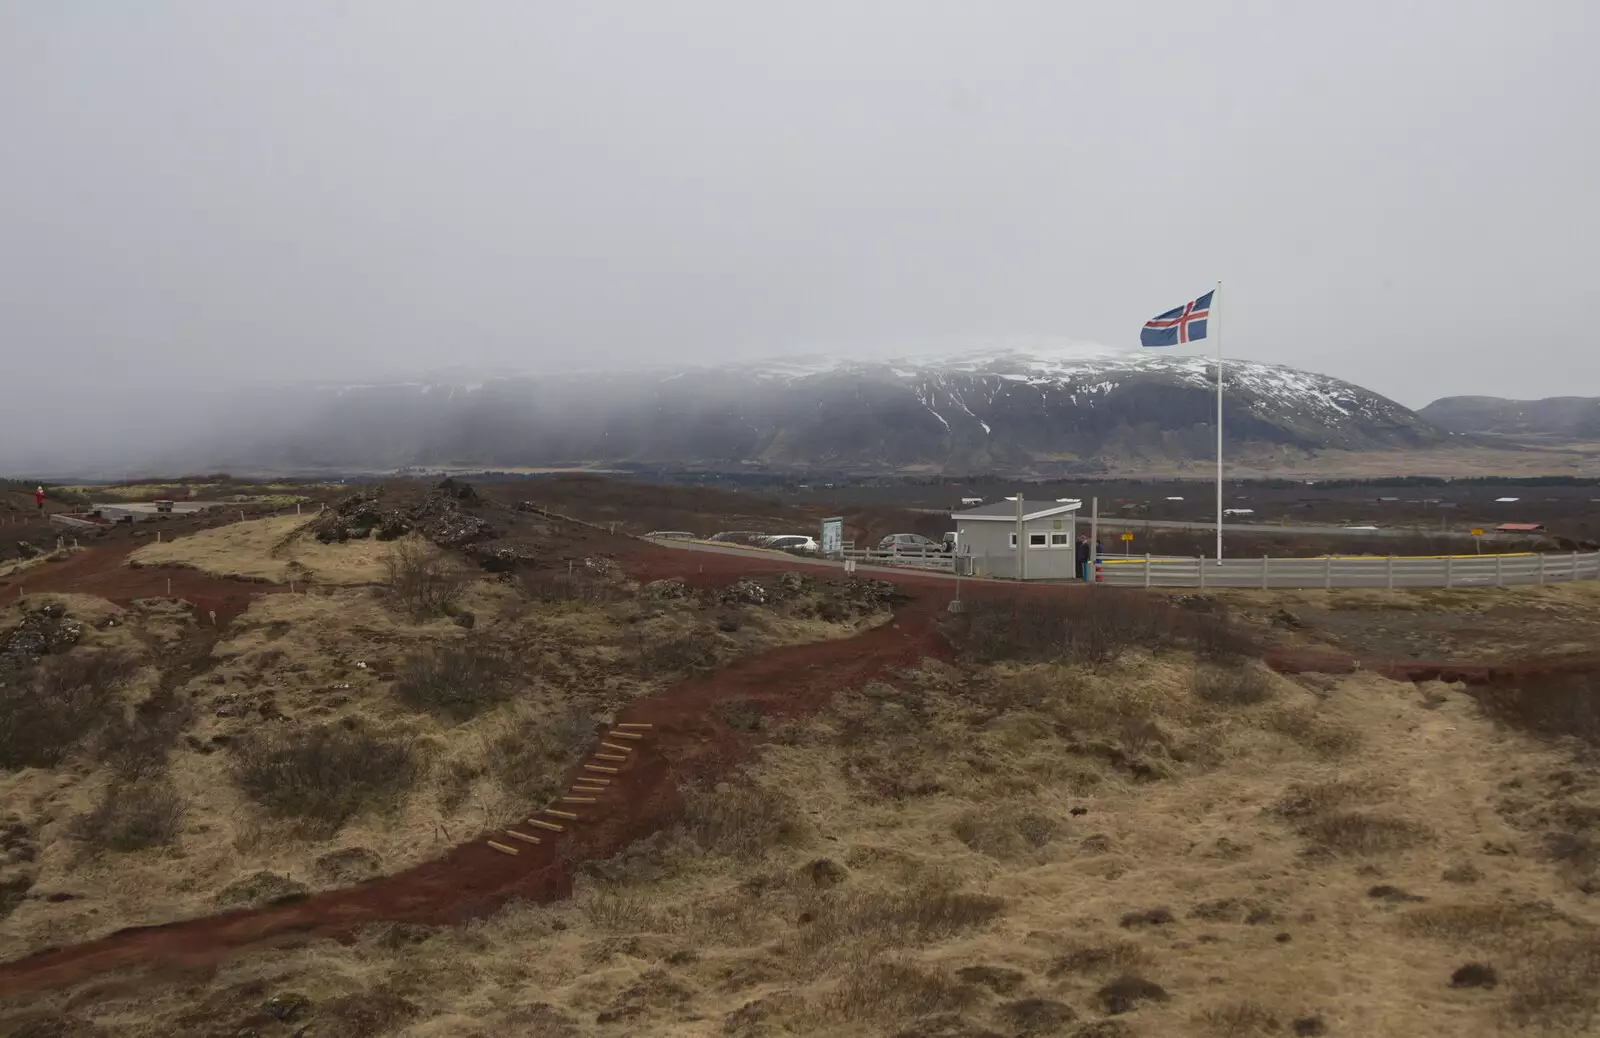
[2,3,1596,475]
[7,345,1465,477]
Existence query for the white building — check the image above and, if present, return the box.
[951,498,1084,580]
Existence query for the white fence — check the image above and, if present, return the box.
[1097,551,1600,590]
[840,548,956,573]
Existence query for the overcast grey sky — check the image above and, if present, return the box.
[2,1,1596,415]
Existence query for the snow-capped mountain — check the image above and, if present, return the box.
[180,341,1454,475]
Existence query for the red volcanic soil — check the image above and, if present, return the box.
[5,527,1592,999]
[1,537,278,625]
[0,553,948,997]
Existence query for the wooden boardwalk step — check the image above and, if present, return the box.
[600,742,634,753]
[487,840,519,855]
[505,830,542,845]
[595,753,627,762]
[584,765,619,774]
[616,722,653,730]
[606,731,643,741]
[527,818,565,832]
[545,809,579,820]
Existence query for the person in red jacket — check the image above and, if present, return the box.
[34,486,46,512]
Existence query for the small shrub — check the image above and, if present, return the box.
[1047,941,1149,978]
[483,705,593,804]
[1188,613,1259,662]
[1202,1000,1280,1036]
[1473,675,1600,746]
[1191,664,1275,706]
[795,883,1004,958]
[1097,974,1170,1015]
[951,808,1059,860]
[384,538,470,618]
[1300,812,1431,856]
[70,778,185,853]
[1272,779,1388,820]
[956,591,1176,666]
[676,783,807,860]
[824,957,977,1022]
[97,694,196,779]
[0,650,137,770]
[1398,902,1553,941]
[1507,934,1600,1030]
[634,633,718,678]
[517,568,624,604]
[1265,708,1362,757]
[230,724,420,832]
[393,641,514,720]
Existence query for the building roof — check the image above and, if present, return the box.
[1494,522,1544,532]
[953,498,1082,522]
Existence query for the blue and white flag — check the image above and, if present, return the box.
[1140,290,1213,347]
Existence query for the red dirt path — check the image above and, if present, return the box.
[2,538,279,624]
[0,546,955,998]
[5,535,1590,999]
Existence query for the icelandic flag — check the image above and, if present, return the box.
[1141,290,1213,347]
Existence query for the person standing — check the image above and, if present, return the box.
[1075,533,1091,581]
[34,486,46,513]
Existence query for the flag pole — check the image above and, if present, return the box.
[1213,280,1224,561]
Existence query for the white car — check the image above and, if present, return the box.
[760,534,819,554]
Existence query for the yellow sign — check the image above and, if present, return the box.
[1121,531,1134,542]
[1470,528,1484,536]
[1052,519,1062,530]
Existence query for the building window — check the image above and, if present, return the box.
[1051,533,1070,547]
[1008,533,1016,547]
[1029,533,1047,547]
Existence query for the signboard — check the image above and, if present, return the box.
[1470,528,1484,537]
[1121,531,1135,543]
[820,516,844,556]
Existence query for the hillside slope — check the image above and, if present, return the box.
[190,345,1458,476]
[1420,395,1600,439]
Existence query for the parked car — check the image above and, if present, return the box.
[941,531,958,552]
[645,530,696,541]
[878,533,940,553]
[709,531,766,545]
[760,534,819,554]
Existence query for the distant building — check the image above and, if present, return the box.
[951,498,1084,580]
[1495,522,1545,533]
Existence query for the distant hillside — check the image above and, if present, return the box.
[3,345,1472,477]
[187,345,1459,476]
[1419,396,1600,439]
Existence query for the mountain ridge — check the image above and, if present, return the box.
[184,344,1459,476]
[1420,395,1600,440]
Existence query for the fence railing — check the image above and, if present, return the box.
[840,548,957,573]
[1096,551,1600,589]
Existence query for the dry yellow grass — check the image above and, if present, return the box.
[8,581,1600,1036]
[126,514,392,585]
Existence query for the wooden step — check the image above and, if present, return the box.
[487,840,519,855]
[545,809,579,820]
[505,830,542,845]
[527,818,565,832]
